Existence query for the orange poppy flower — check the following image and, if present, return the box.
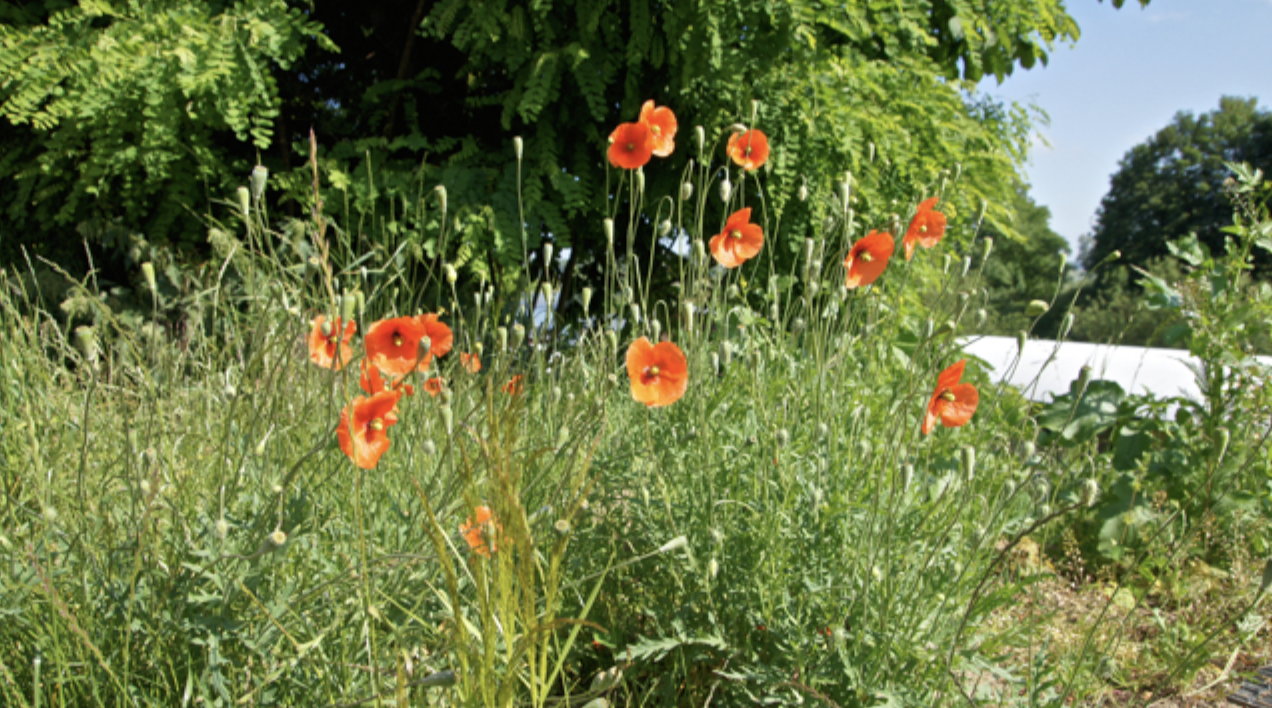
[307,315,356,370]
[608,121,653,170]
[626,336,688,408]
[337,390,402,469]
[844,230,895,289]
[461,505,500,557]
[460,352,482,373]
[709,208,764,268]
[364,316,428,377]
[922,360,979,435]
[726,129,769,171]
[423,377,444,397]
[503,375,524,395]
[359,359,415,398]
[903,197,948,261]
[414,313,454,372]
[639,100,677,158]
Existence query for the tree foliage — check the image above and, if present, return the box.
[1080,96,1272,279]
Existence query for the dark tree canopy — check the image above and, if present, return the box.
[1080,96,1272,277]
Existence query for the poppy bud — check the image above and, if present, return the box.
[440,405,453,435]
[798,183,808,202]
[603,218,614,246]
[816,422,829,441]
[42,505,58,524]
[339,293,356,323]
[512,323,525,350]
[721,341,734,368]
[542,242,555,270]
[923,319,935,339]
[542,283,554,310]
[962,256,972,278]
[823,214,836,233]
[513,136,523,160]
[708,557,719,579]
[681,302,695,333]
[806,282,819,299]
[419,336,433,358]
[628,303,640,326]
[935,320,956,337]
[579,287,593,314]
[237,186,251,218]
[422,440,437,456]
[868,142,876,162]
[942,254,952,275]
[650,319,661,342]
[141,261,157,293]
[680,182,693,201]
[802,238,816,266]
[719,174,732,203]
[975,308,988,327]
[444,264,458,285]
[977,199,987,227]
[635,167,645,193]
[710,352,720,375]
[1080,479,1100,508]
[838,285,848,302]
[776,428,790,448]
[792,317,805,334]
[1037,503,1051,518]
[659,535,688,553]
[1016,331,1027,354]
[981,237,994,262]
[1076,365,1092,396]
[1020,440,1036,462]
[250,165,268,200]
[74,325,99,364]
[497,326,508,352]
[838,182,851,213]
[605,330,617,351]
[692,239,706,267]
[1059,253,1068,272]
[960,446,976,482]
[1215,426,1230,462]
[1105,250,1121,263]
[555,426,569,450]
[695,125,705,153]
[1060,313,1075,339]
[1025,300,1049,318]
[1004,480,1016,497]
[726,284,739,300]
[809,259,822,279]
[215,517,230,539]
[657,219,672,238]
[901,464,914,491]
[769,302,780,322]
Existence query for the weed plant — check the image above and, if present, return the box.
[0,112,1266,708]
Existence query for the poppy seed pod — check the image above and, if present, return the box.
[581,287,593,313]
[680,182,693,201]
[513,136,523,160]
[961,446,976,482]
[512,323,526,350]
[250,165,268,200]
[1080,479,1100,508]
[497,326,508,352]
[1060,313,1075,339]
[719,174,732,203]
[440,405,454,435]
[1025,300,1049,318]
[603,218,614,246]
[237,186,251,218]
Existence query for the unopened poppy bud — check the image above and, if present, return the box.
[422,440,437,456]
[776,428,790,448]
[444,264,458,285]
[681,302,695,333]
[1215,427,1231,462]
[541,282,554,309]
[798,183,808,201]
[1003,480,1016,497]
[726,284,740,300]
[792,317,805,334]
[962,256,972,278]
[923,319,935,339]
[268,529,287,548]
[635,167,645,193]
[935,320,956,337]
[141,261,156,292]
[419,336,432,358]
[975,308,988,327]
[650,318,661,342]
[1020,440,1036,462]
[823,214,836,233]
[769,302,780,322]
[710,352,720,375]
[1080,479,1100,508]
[659,535,688,553]
[961,446,976,482]
[809,259,822,278]
[1060,313,1075,339]
[942,254,952,275]
[977,198,987,226]
[708,557,719,578]
[692,239,706,266]
[981,237,994,262]
[43,505,58,523]
[237,186,251,218]
[838,182,851,213]
[440,405,453,434]
[658,219,672,238]
[1037,503,1052,518]
[803,238,816,266]
[721,341,734,368]
[1016,331,1027,354]
[434,184,447,213]
[628,303,640,326]
[512,323,525,350]
[680,182,693,201]
[695,125,705,153]
[74,325,99,363]
[1025,300,1049,318]
[497,326,508,352]
[867,142,876,162]
[552,386,562,404]
[250,164,268,200]
[555,426,569,450]
[581,287,593,313]
[728,123,747,134]
[902,464,914,491]
[816,422,830,441]
[719,174,732,203]
[603,218,614,246]
[1076,365,1092,396]
[215,518,230,539]
[513,135,523,160]
[806,281,819,299]
[1105,250,1121,263]
[1059,253,1068,272]
[605,330,618,351]
[542,242,554,268]
[341,293,357,322]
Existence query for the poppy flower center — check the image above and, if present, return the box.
[369,418,384,431]
[393,334,403,347]
[651,125,661,135]
[730,230,742,240]
[626,142,635,151]
[940,390,956,402]
[648,365,660,377]
[859,251,874,263]
[744,147,752,156]
[920,224,928,233]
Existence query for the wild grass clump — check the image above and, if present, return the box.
[0,107,1267,707]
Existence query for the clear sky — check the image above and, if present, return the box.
[983,0,1272,254]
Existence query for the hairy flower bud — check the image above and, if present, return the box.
[961,446,976,482]
[250,165,269,201]
[1025,300,1050,318]
[434,184,447,213]
[581,287,593,313]
[237,186,251,219]
[513,136,524,160]
[719,174,732,203]
[981,237,994,262]
[512,323,526,350]
[1080,479,1100,508]
[680,182,693,201]
[141,262,157,293]
[603,218,614,247]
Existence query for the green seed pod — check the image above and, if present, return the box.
[512,323,526,350]
[1080,479,1100,508]
[960,446,976,482]
[340,292,357,322]
[1025,300,1050,318]
[250,165,268,200]
[237,186,251,218]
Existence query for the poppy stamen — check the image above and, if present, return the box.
[940,390,956,402]
[920,225,928,233]
[369,418,384,431]
[393,335,403,347]
[860,251,874,263]
[730,230,742,240]
[626,142,635,151]
[649,365,660,377]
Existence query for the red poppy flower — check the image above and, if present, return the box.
[359,359,415,398]
[639,100,678,158]
[364,316,427,377]
[903,197,948,261]
[503,375,524,395]
[460,352,482,373]
[608,121,653,170]
[414,314,454,372]
[461,505,499,557]
[307,315,356,370]
[626,337,688,408]
[337,390,402,469]
[709,208,764,268]
[922,360,979,435]
[726,129,769,171]
[844,230,895,289]
[423,377,444,397]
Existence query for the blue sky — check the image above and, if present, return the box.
[983,0,1272,253]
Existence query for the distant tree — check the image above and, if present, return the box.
[1080,96,1272,278]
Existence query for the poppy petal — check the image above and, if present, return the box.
[940,384,979,428]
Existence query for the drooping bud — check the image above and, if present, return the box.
[798,183,808,202]
[721,341,734,368]
[237,186,251,219]
[1019,440,1036,462]
[693,239,706,266]
[141,262,157,293]
[628,303,641,326]
[511,323,526,350]
[73,326,99,364]
[444,264,458,285]
[961,446,976,482]
[981,237,994,262]
[776,429,790,448]
[250,165,269,201]
[581,287,593,313]
[658,535,688,553]
[513,136,524,160]
[440,405,454,435]
[680,182,693,201]
[719,174,732,203]
[681,302,695,334]
[1080,479,1100,508]
[1016,330,1027,354]
[975,308,988,327]
[1025,300,1050,318]
[658,219,672,238]
[434,184,447,213]
[1060,313,1075,339]
[650,318,661,342]
[422,440,437,456]
[1075,365,1092,396]
[603,218,614,246]
[961,256,972,278]
[340,293,357,322]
